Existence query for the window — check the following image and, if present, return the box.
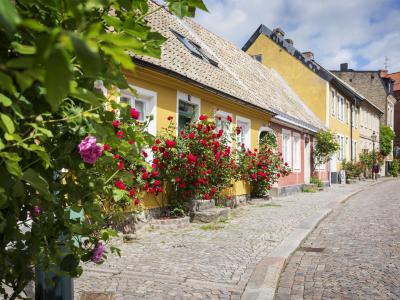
[345,137,349,160]
[351,106,355,128]
[282,129,292,167]
[346,101,350,124]
[337,135,345,161]
[119,86,157,135]
[331,89,336,116]
[172,30,218,67]
[252,54,263,63]
[236,116,251,151]
[177,91,200,133]
[352,141,357,161]
[293,133,301,171]
[337,95,344,121]
[215,110,232,145]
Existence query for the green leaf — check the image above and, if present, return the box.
[20,19,46,32]
[70,88,103,106]
[70,35,100,76]
[44,48,72,111]
[3,159,23,177]
[0,71,16,94]
[0,94,12,107]
[0,0,21,34]
[22,168,51,199]
[101,45,134,69]
[0,113,15,134]
[60,254,80,273]
[11,42,36,55]
[0,138,4,150]
[6,57,34,69]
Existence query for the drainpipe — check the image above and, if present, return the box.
[350,98,356,162]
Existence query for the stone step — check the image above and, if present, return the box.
[191,207,230,223]
[191,199,216,212]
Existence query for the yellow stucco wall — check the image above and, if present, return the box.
[246,34,327,124]
[125,67,271,209]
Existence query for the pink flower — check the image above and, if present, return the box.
[78,136,103,164]
[117,131,123,139]
[227,115,233,123]
[112,120,120,128]
[115,180,126,190]
[130,108,140,119]
[91,242,106,263]
[129,190,135,198]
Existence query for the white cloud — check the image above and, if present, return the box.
[195,0,400,72]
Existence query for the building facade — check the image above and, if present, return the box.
[119,3,327,208]
[383,72,400,158]
[242,25,381,182]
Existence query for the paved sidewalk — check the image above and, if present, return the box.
[276,179,400,300]
[75,181,377,300]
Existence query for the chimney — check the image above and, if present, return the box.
[302,51,314,61]
[273,27,285,38]
[340,63,348,71]
[379,69,388,77]
[284,38,294,46]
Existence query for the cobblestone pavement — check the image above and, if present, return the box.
[276,179,400,300]
[74,181,374,300]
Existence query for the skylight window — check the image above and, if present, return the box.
[171,30,218,67]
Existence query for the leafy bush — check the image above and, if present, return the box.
[313,130,339,172]
[310,176,324,188]
[341,160,363,179]
[389,160,399,177]
[0,0,207,298]
[237,143,291,198]
[380,125,395,157]
[151,115,236,207]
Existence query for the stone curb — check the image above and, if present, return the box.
[241,179,392,300]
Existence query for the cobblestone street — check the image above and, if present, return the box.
[276,179,400,300]
[74,181,380,300]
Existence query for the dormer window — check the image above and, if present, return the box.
[251,54,263,63]
[171,30,219,67]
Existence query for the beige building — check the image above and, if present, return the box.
[359,101,383,153]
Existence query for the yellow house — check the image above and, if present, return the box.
[118,4,325,209]
[243,25,381,181]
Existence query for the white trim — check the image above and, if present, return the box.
[282,128,292,168]
[214,109,233,147]
[236,115,251,150]
[176,91,201,134]
[292,132,301,172]
[118,85,157,136]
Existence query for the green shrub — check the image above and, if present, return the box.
[310,176,324,188]
[341,160,363,179]
[389,160,399,177]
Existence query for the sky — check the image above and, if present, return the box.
[194,0,400,73]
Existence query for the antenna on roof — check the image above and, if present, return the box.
[384,56,389,70]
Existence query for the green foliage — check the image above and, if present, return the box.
[389,160,399,177]
[302,187,317,193]
[380,125,395,157]
[259,130,277,149]
[310,176,324,188]
[313,130,339,171]
[0,0,206,298]
[341,160,363,179]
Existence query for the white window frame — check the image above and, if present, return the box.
[346,100,350,124]
[176,91,201,134]
[331,89,336,116]
[214,109,233,147]
[119,85,157,136]
[236,115,251,150]
[292,132,301,172]
[282,129,292,168]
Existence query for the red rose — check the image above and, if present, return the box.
[142,151,148,158]
[157,187,163,193]
[130,108,140,119]
[152,145,158,152]
[129,190,135,198]
[117,131,123,139]
[236,127,241,135]
[142,182,149,191]
[129,140,134,145]
[227,115,233,123]
[154,180,161,186]
[277,173,281,178]
[134,198,140,205]
[115,180,125,190]
[142,172,149,179]
[151,170,158,177]
[167,116,173,121]
[113,154,121,159]
[178,182,186,188]
[204,193,210,200]
[285,162,288,166]
[197,124,203,131]
[103,144,111,151]
[175,177,181,182]
[118,160,124,170]
[251,173,257,180]
[112,120,120,128]
[187,153,197,164]
[165,140,176,148]
[189,132,195,139]
[153,158,159,164]
[155,139,161,145]
[162,151,170,159]
[217,129,223,137]
[199,114,207,121]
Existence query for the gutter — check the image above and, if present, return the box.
[271,111,322,134]
[133,58,278,118]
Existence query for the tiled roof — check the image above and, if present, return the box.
[135,2,325,131]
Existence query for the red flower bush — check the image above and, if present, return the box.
[151,115,236,205]
[236,143,291,197]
